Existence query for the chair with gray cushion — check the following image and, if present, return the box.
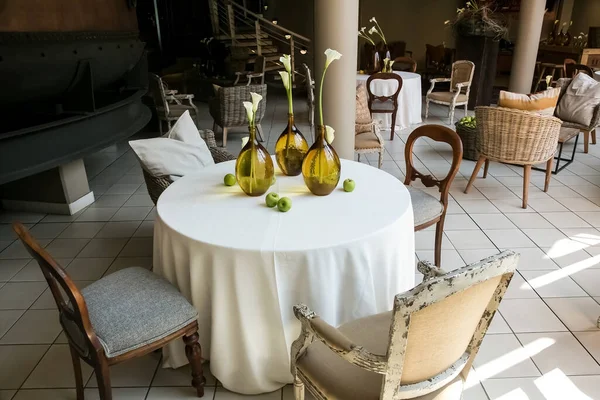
[425,60,475,124]
[404,125,463,268]
[13,222,206,400]
[290,250,518,400]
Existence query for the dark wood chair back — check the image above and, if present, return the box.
[404,125,463,208]
[392,56,417,72]
[565,62,594,78]
[366,72,403,114]
[387,41,407,59]
[12,222,101,358]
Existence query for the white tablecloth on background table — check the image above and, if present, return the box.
[153,158,415,394]
[356,71,423,131]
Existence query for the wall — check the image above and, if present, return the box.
[571,0,600,39]
[359,0,464,67]
[0,0,138,32]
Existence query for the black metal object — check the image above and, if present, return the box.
[532,134,579,175]
[456,35,500,110]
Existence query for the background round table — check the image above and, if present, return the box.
[153,158,415,394]
[356,71,423,131]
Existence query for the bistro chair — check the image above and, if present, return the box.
[290,250,518,400]
[425,60,475,124]
[423,44,455,82]
[464,107,561,209]
[234,55,266,86]
[366,72,403,140]
[392,56,417,73]
[149,74,199,134]
[303,63,316,142]
[404,125,463,268]
[209,84,267,147]
[12,222,206,400]
[564,62,593,79]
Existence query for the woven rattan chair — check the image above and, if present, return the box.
[149,74,199,134]
[425,60,475,124]
[290,250,518,400]
[141,129,236,205]
[405,125,463,268]
[366,73,403,140]
[555,78,599,153]
[465,107,562,209]
[303,63,315,143]
[209,84,267,147]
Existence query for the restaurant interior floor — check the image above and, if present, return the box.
[1,93,600,400]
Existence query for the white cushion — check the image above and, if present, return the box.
[130,111,214,179]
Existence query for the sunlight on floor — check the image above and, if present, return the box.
[524,254,600,289]
[535,369,593,400]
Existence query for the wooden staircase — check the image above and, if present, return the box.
[208,0,311,80]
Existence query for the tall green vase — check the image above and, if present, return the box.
[301,125,341,196]
[275,114,309,176]
[235,126,274,196]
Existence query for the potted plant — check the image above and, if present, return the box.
[455,116,478,161]
[444,1,508,40]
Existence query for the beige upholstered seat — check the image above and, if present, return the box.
[407,186,444,226]
[425,60,475,123]
[291,251,518,400]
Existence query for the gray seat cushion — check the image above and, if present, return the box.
[82,267,198,358]
[407,186,444,226]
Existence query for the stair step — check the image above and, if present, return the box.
[235,39,274,47]
[217,32,269,40]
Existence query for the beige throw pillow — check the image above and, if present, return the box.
[356,83,373,135]
[498,88,561,116]
[556,73,600,127]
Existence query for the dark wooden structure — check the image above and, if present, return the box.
[456,35,499,110]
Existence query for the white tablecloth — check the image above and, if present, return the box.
[153,158,415,394]
[356,71,423,130]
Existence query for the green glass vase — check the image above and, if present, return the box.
[235,126,274,196]
[275,114,309,176]
[301,125,341,196]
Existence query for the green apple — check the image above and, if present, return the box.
[265,192,279,208]
[224,173,236,186]
[343,179,356,192]
[277,197,292,212]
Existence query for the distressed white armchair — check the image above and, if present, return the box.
[290,250,518,400]
[425,60,475,124]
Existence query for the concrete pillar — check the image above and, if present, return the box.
[508,0,546,93]
[314,0,359,160]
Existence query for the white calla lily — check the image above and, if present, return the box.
[324,125,335,144]
[370,17,377,23]
[250,92,262,113]
[279,71,291,91]
[279,54,292,73]
[368,26,377,35]
[324,48,342,69]
[242,101,254,124]
[241,136,250,147]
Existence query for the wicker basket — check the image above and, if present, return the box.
[455,122,478,161]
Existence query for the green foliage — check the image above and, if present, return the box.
[459,116,476,128]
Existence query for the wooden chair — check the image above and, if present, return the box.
[209,83,267,147]
[564,62,594,78]
[355,84,384,169]
[149,74,199,134]
[533,62,564,92]
[366,73,403,140]
[303,63,316,143]
[424,44,455,82]
[234,55,266,86]
[404,125,463,268]
[464,107,561,209]
[425,60,475,124]
[12,223,206,400]
[290,250,518,400]
[392,56,417,72]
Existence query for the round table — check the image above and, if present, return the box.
[356,71,423,131]
[153,158,415,394]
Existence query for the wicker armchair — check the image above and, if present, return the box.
[209,84,267,147]
[464,107,562,209]
[290,251,518,400]
[555,78,600,153]
[142,129,236,205]
[425,60,475,124]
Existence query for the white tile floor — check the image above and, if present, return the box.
[1,94,600,399]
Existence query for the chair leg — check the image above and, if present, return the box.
[69,346,84,400]
[294,377,305,400]
[449,105,455,124]
[184,331,206,398]
[483,159,490,178]
[378,151,383,169]
[522,165,532,209]
[584,130,589,153]
[222,127,228,148]
[592,129,597,145]
[464,104,468,118]
[256,124,264,142]
[95,358,112,400]
[357,153,361,162]
[434,216,445,268]
[158,120,163,135]
[425,98,430,119]
[464,156,486,194]
[390,110,397,140]
[544,158,553,192]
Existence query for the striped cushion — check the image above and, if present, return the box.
[498,88,561,116]
[356,84,373,135]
